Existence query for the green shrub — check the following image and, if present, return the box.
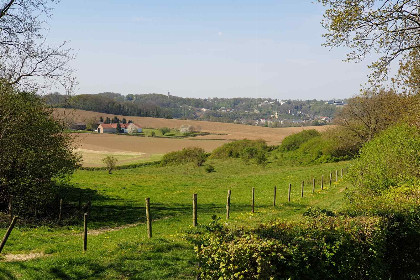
[189,216,389,280]
[161,147,207,167]
[275,128,358,166]
[348,123,420,194]
[279,129,321,152]
[205,164,215,173]
[159,127,171,135]
[211,139,269,165]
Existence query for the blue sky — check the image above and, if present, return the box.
[48,0,372,99]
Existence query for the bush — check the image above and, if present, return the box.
[189,216,389,280]
[159,127,171,135]
[205,164,215,173]
[274,128,359,166]
[161,147,207,167]
[279,129,321,152]
[348,123,420,194]
[211,139,269,165]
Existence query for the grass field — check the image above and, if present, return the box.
[0,159,349,279]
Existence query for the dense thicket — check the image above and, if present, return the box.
[0,83,79,218]
[161,147,207,167]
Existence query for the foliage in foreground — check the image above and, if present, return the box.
[161,147,208,167]
[189,215,387,280]
[0,83,79,218]
[190,205,420,280]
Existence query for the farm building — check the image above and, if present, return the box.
[70,122,87,130]
[97,123,142,134]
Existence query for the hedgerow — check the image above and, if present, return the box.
[210,139,270,165]
[161,147,208,167]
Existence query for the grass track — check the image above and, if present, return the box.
[0,159,350,279]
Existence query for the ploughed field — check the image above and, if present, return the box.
[55,108,331,167]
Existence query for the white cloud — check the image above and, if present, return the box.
[218,31,223,36]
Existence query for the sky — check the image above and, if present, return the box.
[48,0,374,100]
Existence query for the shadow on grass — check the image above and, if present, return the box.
[1,239,196,280]
[57,184,312,229]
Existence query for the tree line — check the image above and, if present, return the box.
[44,92,341,126]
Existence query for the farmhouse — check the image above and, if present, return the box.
[97,123,142,134]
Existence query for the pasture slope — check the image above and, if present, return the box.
[0,159,349,279]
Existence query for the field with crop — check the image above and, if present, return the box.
[56,108,331,167]
[0,159,349,279]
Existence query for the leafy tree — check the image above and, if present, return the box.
[334,90,415,142]
[0,82,79,217]
[99,116,104,122]
[104,117,111,124]
[122,118,127,124]
[116,123,122,133]
[159,127,170,135]
[102,155,118,174]
[318,0,420,84]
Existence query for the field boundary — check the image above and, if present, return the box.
[79,160,161,171]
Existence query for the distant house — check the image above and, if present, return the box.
[70,122,87,130]
[97,123,142,134]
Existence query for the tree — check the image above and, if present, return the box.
[0,0,75,93]
[0,82,79,217]
[159,127,170,135]
[116,122,122,133]
[102,155,118,174]
[318,0,420,84]
[334,90,414,142]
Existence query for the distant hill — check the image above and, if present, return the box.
[45,92,345,127]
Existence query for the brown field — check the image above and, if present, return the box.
[55,108,332,167]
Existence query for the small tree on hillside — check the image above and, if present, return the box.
[102,155,118,174]
[160,127,170,135]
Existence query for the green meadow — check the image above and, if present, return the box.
[0,159,349,279]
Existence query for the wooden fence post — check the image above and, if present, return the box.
[145,198,152,238]
[329,172,332,187]
[58,199,63,222]
[341,168,344,178]
[301,181,304,198]
[226,190,231,220]
[193,194,197,227]
[83,213,88,252]
[288,184,291,202]
[321,175,324,190]
[0,216,18,253]
[312,178,315,194]
[251,188,255,213]
[335,170,338,182]
[273,186,277,207]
